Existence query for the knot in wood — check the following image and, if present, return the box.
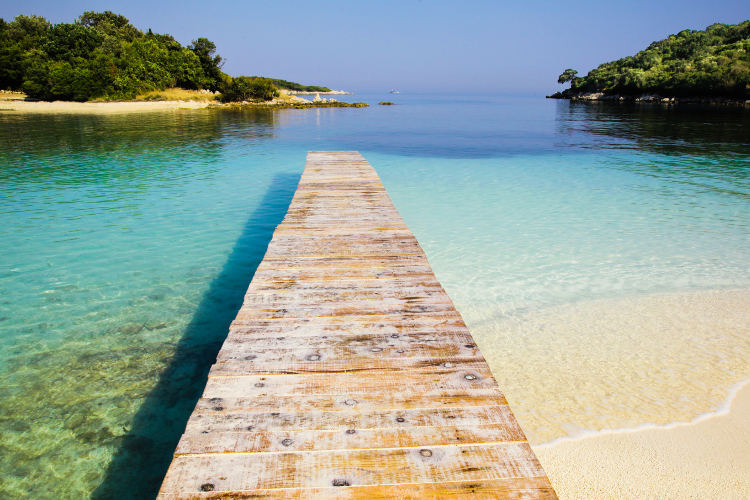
[419,449,433,457]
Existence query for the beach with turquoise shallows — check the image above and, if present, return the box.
[1,95,749,498]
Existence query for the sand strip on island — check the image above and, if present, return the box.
[0,99,216,114]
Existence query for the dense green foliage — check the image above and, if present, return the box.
[0,11,225,101]
[559,21,750,98]
[220,77,278,102]
[269,78,331,92]
[1,10,337,102]
[220,77,333,102]
[557,69,578,84]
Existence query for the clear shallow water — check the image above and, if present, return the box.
[0,95,748,498]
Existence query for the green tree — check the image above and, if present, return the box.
[6,15,50,48]
[188,37,224,91]
[0,20,22,89]
[43,23,103,61]
[87,51,117,96]
[0,15,51,89]
[557,68,578,86]
[21,49,51,99]
[47,58,94,101]
[76,11,139,41]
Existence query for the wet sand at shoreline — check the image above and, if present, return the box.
[468,289,750,498]
[535,380,750,498]
[472,289,750,444]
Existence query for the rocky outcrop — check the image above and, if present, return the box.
[547,90,750,106]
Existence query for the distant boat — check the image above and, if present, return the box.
[390,89,400,94]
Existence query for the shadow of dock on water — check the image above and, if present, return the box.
[92,173,300,500]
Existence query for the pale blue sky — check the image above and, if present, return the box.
[2,0,748,94]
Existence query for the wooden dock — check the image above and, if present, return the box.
[158,152,556,498]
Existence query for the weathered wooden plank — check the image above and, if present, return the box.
[251,257,432,273]
[181,405,524,435]
[161,443,546,492]
[245,278,445,293]
[215,333,480,360]
[189,390,509,413]
[228,312,468,330]
[158,477,556,500]
[158,151,554,498]
[244,281,449,298]
[201,369,498,398]
[176,423,526,455]
[232,302,459,321]
[208,356,490,376]
[226,324,473,344]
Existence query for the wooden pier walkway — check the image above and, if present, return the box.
[158,152,555,498]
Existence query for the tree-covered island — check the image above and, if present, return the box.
[0,11,363,107]
[550,21,750,103]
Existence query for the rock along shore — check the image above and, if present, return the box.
[547,90,750,107]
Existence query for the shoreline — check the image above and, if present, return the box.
[0,97,367,114]
[535,379,750,498]
[547,91,750,106]
[0,99,218,114]
[472,288,750,446]
[466,287,750,498]
[535,377,750,449]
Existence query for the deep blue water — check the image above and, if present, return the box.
[0,94,748,498]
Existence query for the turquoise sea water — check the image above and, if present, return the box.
[0,95,748,498]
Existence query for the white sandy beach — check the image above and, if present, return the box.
[469,289,750,498]
[535,380,750,498]
[0,99,216,114]
[0,90,314,114]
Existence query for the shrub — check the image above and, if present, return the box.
[269,78,331,92]
[220,76,278,102]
